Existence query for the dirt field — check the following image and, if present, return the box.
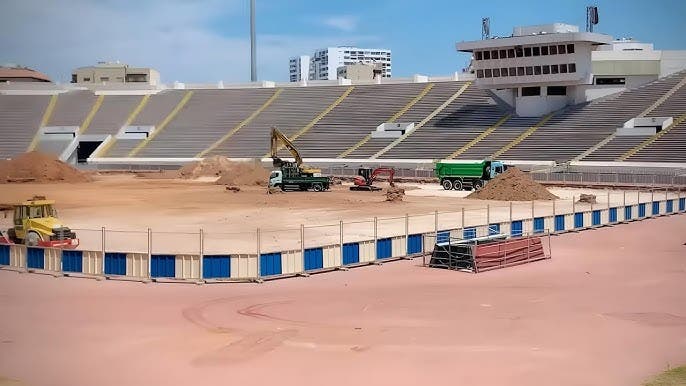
[0,174,681,254]
[0,215,684,386]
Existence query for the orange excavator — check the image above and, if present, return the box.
[350,167,395,191]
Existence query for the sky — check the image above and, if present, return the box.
[1,0,685,84]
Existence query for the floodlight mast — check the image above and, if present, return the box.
[250,0,257,81]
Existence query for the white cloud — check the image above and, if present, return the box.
[0,1,375,83]
[320,15,359,32]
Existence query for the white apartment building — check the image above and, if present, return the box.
[289,55,310,82]
[290,47,392,81]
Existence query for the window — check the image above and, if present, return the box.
[521,86,541,96]
[550,45,558,55]
[568,63,576,73]
[71,74,77,83]
[567,44,575,54]
[534,66,542,75]
[525,66,533,76]
[542,65,550,74]
[84,77,90,82]
[483,51,491,60]
[476,69,484,78]
[596,77,626,85]
[100,77,110,81]
[558,44,566,54]
[484,69,492,78]
[491,50,499,59]
[524,47,532,57]
[560,64,568,73]
[493,68,500,77]
[515,47,523,57]
[499,49,507,58]
[507,48,515,58]
[533,46,540,56]
[475,51,482,60]
[517,67,525,76]
[509,67,517,76]
[551,64,559,74]
[541,46,549,55]
[547,86,567,96]
[501,67,509,77]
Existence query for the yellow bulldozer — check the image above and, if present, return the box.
[0,196,79,248]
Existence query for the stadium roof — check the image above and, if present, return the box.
[0,66,52,82]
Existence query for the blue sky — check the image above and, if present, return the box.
[2,0,685,83]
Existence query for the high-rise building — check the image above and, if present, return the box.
[288,55,310,82]
[290,47,392,81]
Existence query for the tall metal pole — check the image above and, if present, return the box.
[250,0,257,82]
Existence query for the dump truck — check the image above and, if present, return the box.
[2,196,79,248]
[268,127,331,192]
[434,160,507,190]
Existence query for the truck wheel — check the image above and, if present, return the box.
[25,231,41,247]
[452,179,463,191]
[312,183,323,192]
[441,180,453,190]
[473,179,484,191]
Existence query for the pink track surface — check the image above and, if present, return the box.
[1,215,685,386]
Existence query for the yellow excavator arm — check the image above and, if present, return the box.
[270,126,304,166]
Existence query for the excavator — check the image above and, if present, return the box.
[350,167,395,191]
[268,127,331,191]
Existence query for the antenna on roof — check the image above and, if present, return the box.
[482,17,490,40]
[586,5,599,32]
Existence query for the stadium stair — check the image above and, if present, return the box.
[338,83,434,158]
[197,88,283,158]
[573,133,617,161]
[128,90,194,157]
[266,86,354,157]
[79,95,104,134]
[446,114,511,159]
[96,95,150,157]
[371,81,471,159]
[618,111,686,160]
[638,73,686,118]
[27,94,58,151]
[492,113,554,158]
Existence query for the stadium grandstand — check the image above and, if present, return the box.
[1,23,685,168]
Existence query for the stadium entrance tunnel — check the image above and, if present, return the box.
[77,141,102,163]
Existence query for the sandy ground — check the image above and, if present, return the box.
[0,175,682,254]
[0,215,684,386]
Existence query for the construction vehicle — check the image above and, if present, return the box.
[350,167,395,191]
[435,160,508,191]
[1,196,79,248]
[268,127,331,192]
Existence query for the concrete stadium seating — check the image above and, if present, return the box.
[458,116,541,159]
[583,135,652,161]
[0,95,50,158]
[105,139,142,157]
[48,90,96,127]
[131,91,185,126]
[87,95,142,135]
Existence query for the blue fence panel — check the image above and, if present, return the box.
[638,203,646,218]
[376,238,392,259]
[342,243,360,265]
[488,224,501,236]
[27,248,45,269]
[463,227,477,239]
[574,213,584,228]
[554,215,565,232]
[104,253,126,275]
[533,217,544,234]
[511,220,523,237]
[652,201,660,216]
[151,255,175,278]
[666,200,673,213]
[609,208,618,223]
[203,255,230,279]
[304,248,324,271]
[592,210,601,226]
[680,198,685,212]
[407,234,422,255]
[61,250,83,273]
[0,244,9,266]
[260,252,282,276]
[624,206,632,221]
[436,231,450,244]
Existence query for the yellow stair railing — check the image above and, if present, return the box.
[447,114,511,159]
[27,94,59,151]
[79,95,104,134]
[492,113,554,158]
[128,90,194,157]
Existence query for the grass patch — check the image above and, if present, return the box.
[644,365,686,386]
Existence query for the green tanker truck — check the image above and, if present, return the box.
[434,160,508,191]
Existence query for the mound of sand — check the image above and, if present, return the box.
[0,152,92,184]
[385,186,405,202]
[179,156,270,186]
[467,167,558,201]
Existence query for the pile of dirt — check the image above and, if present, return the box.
[178,156,269,186]
[467,167,558,201]
[0,152,92,184]
[385,186,405,202]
